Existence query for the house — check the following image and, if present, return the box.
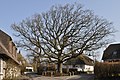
[0,30,21,79]
[95,43,120,77]
[102,43,120,62]
[64,54,94,73]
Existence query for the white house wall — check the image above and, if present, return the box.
[5,59,21,79]
[0,58,3,80]
[84,65,94,72]
[3,60,6,78]
[63,64,94,73]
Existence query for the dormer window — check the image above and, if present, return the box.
[113,51,117,55]
[112,51,117,59]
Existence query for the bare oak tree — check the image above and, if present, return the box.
[11,3,114,74]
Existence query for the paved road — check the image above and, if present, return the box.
[31,76,72,80]
[29,75,75,80]
[26,74,94,80]
[67,74,94,80]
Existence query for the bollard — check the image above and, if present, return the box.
[42,72,44,76]
[51,71,53,77]
[69,72,71,76]
[45,71,46,76]
[72,72,74,76]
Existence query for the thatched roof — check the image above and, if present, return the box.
[102,44,120,61]
[0,30,19,64]
[0,41,20,64]
[65,54,94,66]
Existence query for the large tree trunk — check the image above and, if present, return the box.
[57,62,63,74]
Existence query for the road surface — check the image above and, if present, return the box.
[24,73,94,80]
[67,74,94,80]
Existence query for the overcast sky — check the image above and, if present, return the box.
[0,0,120,59]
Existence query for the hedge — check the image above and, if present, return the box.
[95,62,120,78]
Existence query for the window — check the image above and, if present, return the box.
[112,51,117,58]
[26,69,32,72]
[113,51,117,55]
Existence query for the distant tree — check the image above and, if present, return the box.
[17,52,30,74]
[11,3,114,74]
[26,52,41,72]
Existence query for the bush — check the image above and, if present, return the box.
[95,62,120,78]
[37,66,45,75]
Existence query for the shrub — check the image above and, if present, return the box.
[95,62,120,78]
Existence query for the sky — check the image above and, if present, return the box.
[0,0,120,60]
